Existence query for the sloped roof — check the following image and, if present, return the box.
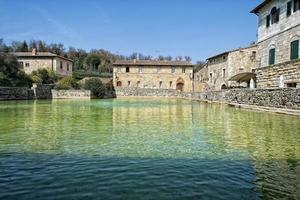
[113,60,193,66]
[207,44,257,60]
[13,52,73,62]
[251,0,272,14]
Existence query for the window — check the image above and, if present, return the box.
[171,66,175,73]
[137,81,140,87]
[60,61,63,69]
[287,1,292,17]
[116,81,122,87]
[138,66,142,73]
[251,51,257,60]
[200,75,203,82]
[157,66,161,73]
[287,82,297,88]
[222,69,226,78]
[294,0,300,12]
[19,62,24,67]
[128,81,131,87]
[271,7,280,24]
[182,67,186,73]
[25,63,30,67]
[126,67,130,73]
[269,48,276,65]
[169,81,172,88]
[159,81,163,89]
[67,63,70,71]
[266,14,271,27]
[290,40,299,60]
[209,73,213,83]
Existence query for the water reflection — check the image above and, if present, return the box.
[0,98,299,199]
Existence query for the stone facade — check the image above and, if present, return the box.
[51,90,91,99]
[113,60,194,93]
[14,50,73,76]
[256,58,300,88]
[194,45,258,91]
[252,0,300,88]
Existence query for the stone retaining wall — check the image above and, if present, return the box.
[32,84,55,99]
[51,90,91,99]
[0,87,33,100]
[116,87,192,98]
[194,88,300,110]
[116,87,300,110]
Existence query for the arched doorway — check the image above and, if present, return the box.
[176,78,184,92]
[221,84,227,90]
[116,81,122,87]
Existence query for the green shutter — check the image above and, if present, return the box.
[287,1,292,17]
[266,15,270,27]
[291,40,299,60]
[269,48,275,65]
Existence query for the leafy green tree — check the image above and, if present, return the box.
[55,76,79,90]
[20,41,29,52]
[84,54,101,71]
[83,78,106,98]
[38,40,48,52]
[30,69,57,84]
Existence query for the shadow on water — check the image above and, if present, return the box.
[0,153,260,200]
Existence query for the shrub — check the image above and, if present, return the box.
[31,75,42,83]
[55,77,79,90]
[83,78,106,98]
[30,69,58,84]
[14,71,33,87]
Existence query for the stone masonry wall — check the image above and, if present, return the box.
[32,84,55,99]
[116,87,300,110]
[194,89,300,110]
[0,87,33,100]
[256,59,300,88]
[116,87,192,98]
[51,90,91,99]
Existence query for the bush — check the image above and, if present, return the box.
[14,71,33,87]
[72,70,112,80]
[55,77,79,90]
[30,69,58,84]
[83,78,106,98]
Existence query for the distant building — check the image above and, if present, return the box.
[251,0,300,88]
[113,60,194,92]
[14,48,73,76]
[194,45,258,92]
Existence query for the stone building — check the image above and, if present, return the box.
[14,49,73,76]
[113,60,194,92]
[194,45,258,92]
[251,0,300,88]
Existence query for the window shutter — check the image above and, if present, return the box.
[269,48,275,65]
[276,8,280,22]
[287,1,292,16]
[266,15,270,27]
[291,40,299,60]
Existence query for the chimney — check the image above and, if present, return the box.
[133,59,137,64]
[32,48,37,55]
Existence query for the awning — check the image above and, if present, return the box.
[229,72,256,82]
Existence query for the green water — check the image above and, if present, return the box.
[0,98,299,199]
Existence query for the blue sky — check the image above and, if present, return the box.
[0,0,261,62]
